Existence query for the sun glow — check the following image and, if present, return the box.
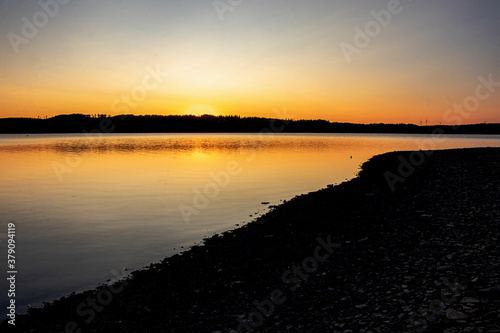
[184,104,219,116]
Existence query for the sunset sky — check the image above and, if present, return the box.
[1,0,499,124]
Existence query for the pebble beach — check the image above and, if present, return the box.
[5,147,500,332]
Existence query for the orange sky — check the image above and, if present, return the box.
[1,1,499,124]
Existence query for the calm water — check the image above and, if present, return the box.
[1,133,500,314]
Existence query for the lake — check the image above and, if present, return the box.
[1,133,500,314]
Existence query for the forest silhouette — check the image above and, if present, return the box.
[0,114,499,134]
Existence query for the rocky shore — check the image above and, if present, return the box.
[4,148,500,332]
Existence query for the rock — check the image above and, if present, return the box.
[446,309,467,320]
[461,297,480,303]
[479,285,500,293]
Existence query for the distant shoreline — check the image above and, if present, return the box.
[1,114,500,134]
[5,147,500,332]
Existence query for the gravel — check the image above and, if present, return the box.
[5,147,499,333]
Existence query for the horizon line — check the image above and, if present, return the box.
[1,113,498,127]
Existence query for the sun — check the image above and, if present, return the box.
[184,104,219,116]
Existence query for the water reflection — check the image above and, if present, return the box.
[0,133,499,315]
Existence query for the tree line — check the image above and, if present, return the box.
[0,113,499,134]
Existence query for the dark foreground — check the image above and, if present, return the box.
[4,148,500,332]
